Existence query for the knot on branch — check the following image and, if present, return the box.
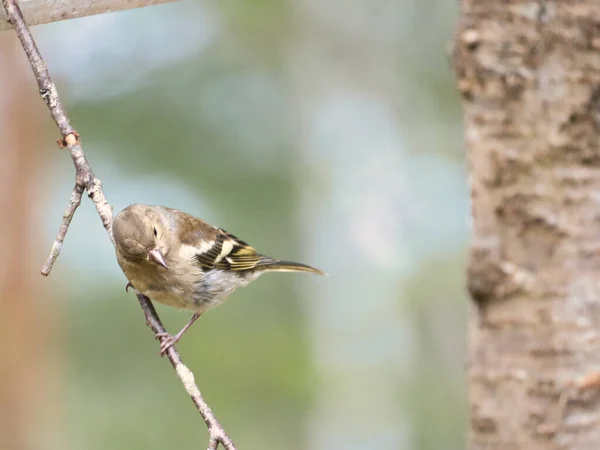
[58,131,80,148]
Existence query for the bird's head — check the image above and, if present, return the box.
[113,204,169,268]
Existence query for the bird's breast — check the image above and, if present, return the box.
[118,252,261,313]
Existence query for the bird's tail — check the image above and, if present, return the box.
[256,259,326,276]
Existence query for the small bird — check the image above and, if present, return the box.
[112,204,324,354]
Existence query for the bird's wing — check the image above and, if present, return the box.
[174,211,268,272]
[205,230,269,271]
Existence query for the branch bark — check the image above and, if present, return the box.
[0,0,177,31]
[1,0,237,448]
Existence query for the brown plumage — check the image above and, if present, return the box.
[112,204,324,354]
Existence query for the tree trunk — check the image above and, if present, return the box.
[456,2,600,449]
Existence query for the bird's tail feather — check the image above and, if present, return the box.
[256,259,326,276]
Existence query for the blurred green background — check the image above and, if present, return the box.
[0,1,467,449]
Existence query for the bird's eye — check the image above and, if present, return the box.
[153,227,158,237]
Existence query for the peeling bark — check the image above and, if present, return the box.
[455,2,600,449]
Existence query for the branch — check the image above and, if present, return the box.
[1,1,237,449]
[0,0,177,31]
[41,182,83,275]
[137,295,236,450]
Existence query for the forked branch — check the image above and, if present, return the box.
[0,1,236,448]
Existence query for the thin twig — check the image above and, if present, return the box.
[2,0,237,448]
[41,183,84,275]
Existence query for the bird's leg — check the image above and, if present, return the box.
[156,312,202,356]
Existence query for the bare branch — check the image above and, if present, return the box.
[136,295,237,450]
[2,0,237,448]
[0,0,177,31]
[41,182,84,276]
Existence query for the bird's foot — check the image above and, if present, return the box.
[125,282,134,292]
[153,313,201,356]
[155,332,181,356]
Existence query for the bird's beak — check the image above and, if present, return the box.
[148,248,168,268]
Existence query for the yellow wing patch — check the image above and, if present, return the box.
[194,230,270,272]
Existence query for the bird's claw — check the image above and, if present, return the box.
[125,282,133,292]
[155,332,179,356]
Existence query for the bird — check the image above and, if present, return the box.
[112,204,325,354]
